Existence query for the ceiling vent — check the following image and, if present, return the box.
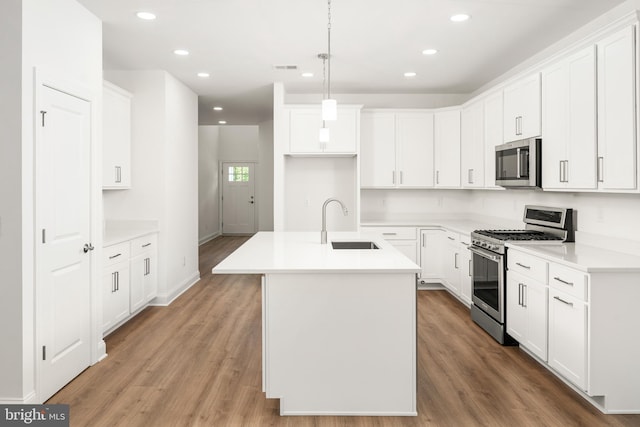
[273,65,298,70]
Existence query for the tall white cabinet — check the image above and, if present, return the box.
[461,101,485,188]
[360,110,434,188]
[542,46,597,190]
[483,91,504,189]
[597,26,637,190]
[434,109,461,188]
[102,81,132,189]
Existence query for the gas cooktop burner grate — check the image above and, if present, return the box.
[473,229,563,242]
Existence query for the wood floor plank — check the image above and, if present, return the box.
[47,236,640,426]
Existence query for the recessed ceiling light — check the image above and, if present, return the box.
[173,49,189,56]
[218,121,227,125]
[422,49,438,55]
[136,12,156,20]
[197,72,210,78]
[450,14,470,22]
[213,106,223,111]
[301,72,314,78]
[404,72,417,78]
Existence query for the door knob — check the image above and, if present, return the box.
[83,243,95,253]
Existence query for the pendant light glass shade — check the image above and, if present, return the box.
[322,99,337,121]
[319,127,330,142]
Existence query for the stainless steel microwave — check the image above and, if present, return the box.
[495,138,541,188]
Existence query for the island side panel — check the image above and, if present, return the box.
[263,272,417,416]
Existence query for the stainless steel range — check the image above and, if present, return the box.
[469,205,574,344]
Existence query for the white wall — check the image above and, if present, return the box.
[0,0,102,403]
[198,126,220,243]
[103,70,200,306]
[0,0,24,401]
[219,125,259,161]
[258,120,274,231]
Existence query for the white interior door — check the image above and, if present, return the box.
[37,85,92,400]
[222,162,256,234]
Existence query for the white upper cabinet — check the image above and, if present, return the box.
[434,109,461,188]
[542,46,597,190]
[483,91,503,189]
[597,25,637,190]
[360,110,434,188]
[503,73,541,142]
[103,81,132,189]
[461,100,485,188]
[288,106,359,155]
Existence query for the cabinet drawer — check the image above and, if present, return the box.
[549,263,588,300]
[130,233,158,257]
[444,230,459,244]
[508,250,547,283]
[363,226,416,240]
[103,242,130,267]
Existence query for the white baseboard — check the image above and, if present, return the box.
[151,271,201,306]
[199,231,220,246]
[0,391,37,405]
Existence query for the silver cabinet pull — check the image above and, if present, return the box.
[392,171,396,185]
[553,276,574,286]
[142,243,152,248]
[554,295,574,307]
[597,157,604,182]
[399,171,403,184]
[559,161,563,183]
[83,243,95,253]
[516,148,521,178]
[109,253,121,260]
[112,272,117,293]
[454,253,459,269]
[115,166,122,183]
[447,236,455,241]
[382,232,397,236]
[564,160,569,183]
[518,283,523,306]
[115,271,119,291]
[522,284,527,308]
[468,259,472,277]
[436,170,440,185]
[468,169,473,184]
[515,262,530,269]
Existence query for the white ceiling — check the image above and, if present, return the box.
[77,0,625,125]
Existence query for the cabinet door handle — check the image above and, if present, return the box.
[115,166,122,183]
[422,234,425,247]
[559,161,563,183]
[554,295,574,307]
[112,272,117,293]
[522,284,527,308]
[468,169,473,184]
[597,157,604,182]
[447,236,455,241]
[115,271,119,291]
[399,171,403,184]
[468,259,472,277]
[109,253,121,260]
[454,253,459,269]
[515,262,530,269]
[382,232,397,236]
[518,283,522,306]
[142,243,152,248]
[564,160,569,183]
[553,276,574,286]
[436,170,440,185]
[392,171,396,185]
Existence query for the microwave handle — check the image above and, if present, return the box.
[516,148,521,178]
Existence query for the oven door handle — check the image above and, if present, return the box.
[469,246,501,262]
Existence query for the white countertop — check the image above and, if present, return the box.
[104,220,159,247]
[507,242,640,273]
[212,231,421,274]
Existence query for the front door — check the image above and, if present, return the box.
[37,85,92,400]
[222,162,256,234]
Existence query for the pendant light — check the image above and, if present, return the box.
[318,0,336,143]
[322,0,336,121]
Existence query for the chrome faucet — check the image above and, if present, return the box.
[321,198,348,244]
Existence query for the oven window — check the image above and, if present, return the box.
[496,147,529,180]
[472,252,500,313]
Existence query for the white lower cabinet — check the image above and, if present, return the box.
[102,243,131,333]
[506,269,548,361]
[548,287,587,390]
[458,235,472,305]
[443,232,461,295]
[103,232,159,335]
[419,229,444,282]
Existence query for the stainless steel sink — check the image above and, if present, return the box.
[331,241,379,250]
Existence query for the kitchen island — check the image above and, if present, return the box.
[212,231,420,416]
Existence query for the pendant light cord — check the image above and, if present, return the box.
[327,0,332,99]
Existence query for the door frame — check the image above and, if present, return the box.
[33,68,104,402]
[219,161,259,235]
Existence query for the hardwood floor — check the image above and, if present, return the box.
[48,236,640,426]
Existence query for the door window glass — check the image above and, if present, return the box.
[228,166,250,182]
